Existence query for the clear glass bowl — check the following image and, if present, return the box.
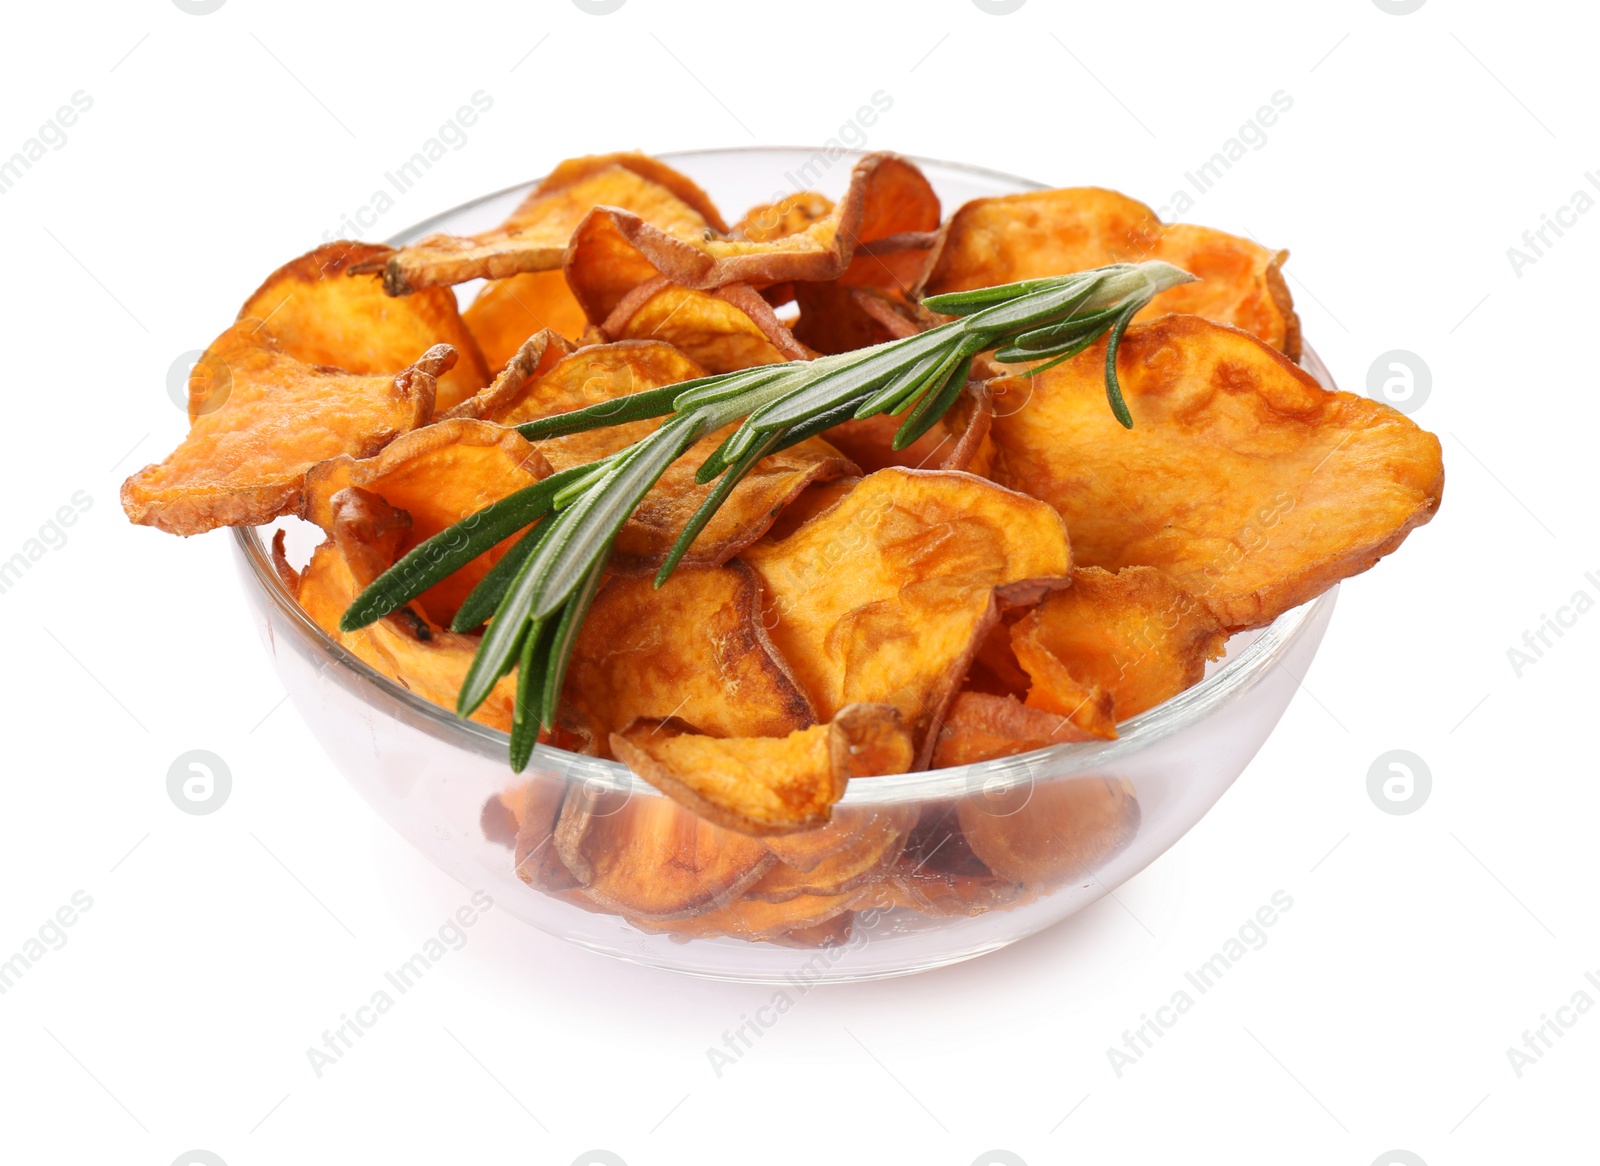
[231,149,1339,983]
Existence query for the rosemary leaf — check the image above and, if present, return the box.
[670,364,795,411]
[849,346,943,418]
[340,464,591,632]
[779,397,873,446]
[994,319,1114,368]
[536,557,609,732]
[992,303,1123,358]
[450,518,551,633]
[515,382,682,440]
[691,426,743,485]
[508,617,551,770]
[456,542,549,716]
[920,276,1085,315]
[895,351,974,450]
[1102,297,1144,430]
[743,329,950,432]
[957,274,1109,333]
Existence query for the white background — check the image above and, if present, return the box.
[1,1,1595,1163]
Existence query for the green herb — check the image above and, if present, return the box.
[340,260,1194,768]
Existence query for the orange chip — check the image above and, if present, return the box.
[1154,224,1300,360]
[492,339,705,429]
[920,187,1300,356]
[239,242,491,415]
[480,788,521,849]
[874,803,1022,916]
[563,563,816,749]
[610,704,913,836]
[440,328,575,422]
[293,502,401,680]
[790,282,925,356]
[601,278,810,373]
[505,781,583,893]
[303,419,551,625]
[987,316,1444,629]
[1011,566,1227,733]
[612,428,855,572]
[743,468,1072,763]
[554,785,774,920]
[961,610,1034,700]
[564,152,941,322]
[122,322,446,536]
[628,886,864,942]
[930,692,1098,768]
[295,487,518,731]
[463,270,590,368]
[761,475,859,544]
[769,912,856,948]
[732,190,835,243]
[372,152,724,294]
[761,804,917,873]
[957,776,1140,890]
[747,806,918,901]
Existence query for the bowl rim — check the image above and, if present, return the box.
[232,145,1338,803]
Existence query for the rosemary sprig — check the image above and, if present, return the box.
[340,260,1194,768]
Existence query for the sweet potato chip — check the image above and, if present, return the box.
[554,785,773,920]
[770,912,856,948]
[733,190,835,243]
[442,328,574,422]
[303,419,550,530]
[986,316,1444,629]
[295,487,518,731]
[628,886,863,942]
[875,803,1022,916]
[563,564,815,748]
[612,428,855,572]
[760,804,914,873]
[480,788,521,849]
[489,339,705,429]
[122,322,446,536]
[372,153,724,294]
[293,503,402,680]
[463,270,590,368]
[610,704,913,836]
[743,467,1072,763]
[601,279,810,373]
[747,806,917,901]
[1012,566,1227,732]
[957,776,1140,890]
[539,151,728,228]
[962,613,1034,700]
[761,476,859,543]
[506,780,583,893]
[239,242,490,415]
[303,419,551,625]
[790,283,922,356]
[930,692,1098,768]
[565,152,941,322]
[919,187,1301,357]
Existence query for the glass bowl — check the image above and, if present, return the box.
[231,148,1339,983]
